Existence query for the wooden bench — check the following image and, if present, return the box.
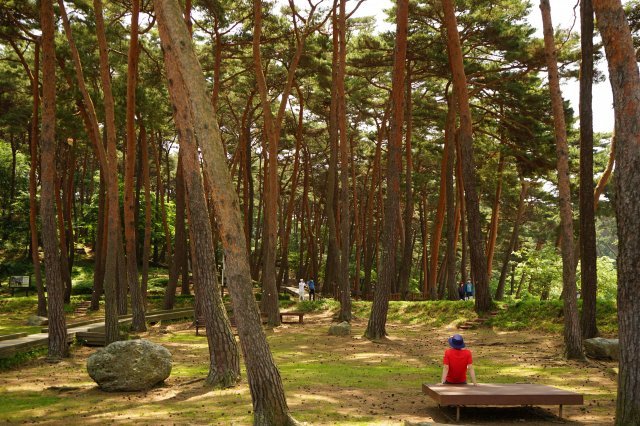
[76,331,106,347]
[8,276,33,296]
[422,383,583,422]
[279,311,304,324]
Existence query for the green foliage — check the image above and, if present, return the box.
[490,299,618,334]
[147,276,169,295]
[595,256,617,301]
[0,347,48,371]
[511,245,563,299]
[71,280,93,295]
[296,298,340,313]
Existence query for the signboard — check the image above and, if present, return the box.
[9,276,30,288]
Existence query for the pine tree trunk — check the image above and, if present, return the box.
[54,172,72,303]
[352,136,362,298]
[253,0,281,324]
[64,146,75,279]
[154,1,296,422]
[592,0,640,422]
[486,151,504,282]
[540,0,583,359]
[124,0,145,332]
[91,177,106,311]
[579,0,598,339]
[93,0,122,344]
[152,140,173,265]
[161,29,240,389]
[442,0,490,312]
[397,65,415,300]
[337,0,352,322]
[445,91,458,300]
[455,142,467,283]
[593,133,615,210]
[140,122,152,307]
[366,0,408,339]
[55,12,112,311]
[324,6,340,299]
[164,152,186,310]
[28,44,46,316]
[40,0,68,360]
[277,87,303,292]
[496,179,528,300]
[363,116,385,297]
[428,134,448,299]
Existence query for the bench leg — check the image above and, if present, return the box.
[559,404,563,418]
[456,406,460,422]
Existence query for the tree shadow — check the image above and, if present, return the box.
[430,405,578,424]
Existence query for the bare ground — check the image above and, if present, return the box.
[0,309,617,425]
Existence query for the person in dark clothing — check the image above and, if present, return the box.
[458,282,465,300]
[307,279,315,301]
[464,280,474,300]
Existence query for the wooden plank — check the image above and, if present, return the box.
[0,333,28,341]
[422,383,583,406]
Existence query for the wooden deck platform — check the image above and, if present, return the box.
[423,383,583,422]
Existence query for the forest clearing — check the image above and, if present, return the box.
[1,0,639,424]
[0,295,620,425]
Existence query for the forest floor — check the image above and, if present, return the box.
[0,307,618,425]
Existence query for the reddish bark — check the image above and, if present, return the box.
[40,0,68,360]
[124,0,146,331]
[540,0,583,359]
[442,0,490,312]
[592,0,640,422]
[366,0,408,339]
[154,0,295,421]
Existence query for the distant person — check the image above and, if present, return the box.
[307,279,315,301]
[298,278,306,301]
[441,334,477,386]
[464,280,474,300]
[458,282,465,300]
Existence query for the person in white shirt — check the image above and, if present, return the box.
[298,279,306,301]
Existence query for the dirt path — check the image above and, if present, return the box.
[0,311,617,425]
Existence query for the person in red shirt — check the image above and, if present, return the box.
[441,334,477,385]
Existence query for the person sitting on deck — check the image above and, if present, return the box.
[441,334,477,386]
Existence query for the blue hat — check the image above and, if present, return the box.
[448,334,465,349]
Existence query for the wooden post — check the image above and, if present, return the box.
[456,405,460,422]
[559,404,563,418]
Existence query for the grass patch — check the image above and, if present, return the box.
[0,390,61,416]
[0,347,48,371]
[489,298,618,334]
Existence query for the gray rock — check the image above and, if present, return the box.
[584,337,619,361]
[87,339,172,391]
[328,321,351,336]
[26,315,48,326]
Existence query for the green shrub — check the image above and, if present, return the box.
[71,279,93,295]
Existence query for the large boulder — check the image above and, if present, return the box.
[26,315,48,326]
[584,337,619,361]
[87,339,172,391]
[328,321,351,336]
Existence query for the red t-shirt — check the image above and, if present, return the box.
[443,348,473,383]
